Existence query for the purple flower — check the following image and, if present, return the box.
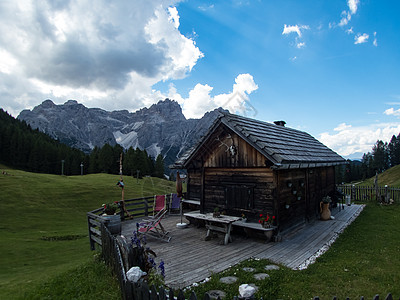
[158,260,165,278]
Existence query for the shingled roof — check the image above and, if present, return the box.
[174,112,346,169]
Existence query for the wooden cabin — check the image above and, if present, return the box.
[172,112,346,233]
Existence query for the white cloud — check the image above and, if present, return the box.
[373,32,378,47]
[334,0,359,28]
[177,74,258,119]
[338,11,351,27]
[282,24,309,37]
[0,0,204,115]
[296,42,306,49]
[354,33,369,44]
[346,27,354,34]
[282,24,309,51]
[198,4,214,11]
[334,123,352,131]
[347,0,360,15]
[168,7,180,29]
[320,122,400,157]
[384,108,400,117]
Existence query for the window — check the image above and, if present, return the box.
[224,184,254,209]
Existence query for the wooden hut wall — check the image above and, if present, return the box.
[277,166,337,231]
[203,168,275,217]
[203,128,266,168]
[185,125,276,216]
[186,166,202,201]
[277,169,307,231]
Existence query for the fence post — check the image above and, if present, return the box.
[351,184,355,202]
[385,185,389,204]
[87,215,95,250]
[144,197,149,216]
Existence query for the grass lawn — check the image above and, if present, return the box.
[360,164,400,186]
[2,164,399,299]
[0,165,175,299]
[185,203,400,299]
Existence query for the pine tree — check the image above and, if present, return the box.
[154,154,165,178]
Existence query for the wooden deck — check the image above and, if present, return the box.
[121,204,364,289]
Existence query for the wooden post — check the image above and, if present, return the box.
[118,153,131,219]
[374,171,379,202]
[385,185,389,204]
[176,171,183,198]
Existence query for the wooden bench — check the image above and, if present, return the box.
[233,219,276,242]
[182,199,201,207]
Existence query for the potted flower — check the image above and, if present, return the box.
[258,213,275,228]
[103,202,119,215]
[241,213,247,222]
[213,207,220,218]
[320,196,331,221]
[101,202,121,235]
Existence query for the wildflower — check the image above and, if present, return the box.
[158,260,165,278]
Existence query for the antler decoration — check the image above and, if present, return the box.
[215,134,237,156]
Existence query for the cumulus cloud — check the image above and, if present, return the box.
[320,122,400,157]
[338,11,352,27]
[354,33,369,44]
[338,0,359,27]
[347,0,360,15]
[384,108,400,117]
[282,24,309,50]
[282,24,309,37]
[0,0,203,114]
[173,74,258,119]
[334,123,352,131]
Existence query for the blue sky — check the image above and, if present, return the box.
[1,0,399,159]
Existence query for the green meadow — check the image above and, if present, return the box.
[1,164,400,299]
[0,164,175,299]
[360,164,400,186]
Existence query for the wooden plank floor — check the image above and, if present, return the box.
[121,204,364,289]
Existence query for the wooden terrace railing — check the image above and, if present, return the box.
[337,184,400,203]
[87,195,156,250]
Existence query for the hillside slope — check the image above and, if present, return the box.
[360,164,400,187]
[0,165,175,298]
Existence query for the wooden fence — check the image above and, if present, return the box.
[88,195,396,300]
[337,184,400,203]
[88,195,159,251]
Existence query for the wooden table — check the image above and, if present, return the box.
[184,211,240,245]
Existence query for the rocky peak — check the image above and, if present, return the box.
[64,100,79,105]
[41,99,56,108]
[17,98,224,167]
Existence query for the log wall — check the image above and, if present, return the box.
[203,168,275,218]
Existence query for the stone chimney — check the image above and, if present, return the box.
[274,120,286,127]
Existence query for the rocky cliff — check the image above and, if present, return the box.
[18,99,224,168]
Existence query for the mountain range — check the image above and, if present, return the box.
[17,99,224,168]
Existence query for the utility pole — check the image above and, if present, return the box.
[61,160,65,176]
